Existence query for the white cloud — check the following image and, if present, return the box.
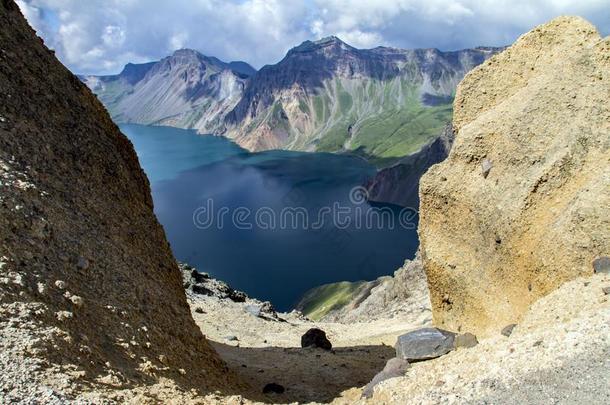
[102,26,126,48]
[169,32,188,50]
[16,0,610,75]
[337,30,384,49]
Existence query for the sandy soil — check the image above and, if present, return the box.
[189,290,432,403]
[188,273,609,404]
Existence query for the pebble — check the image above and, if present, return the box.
[55,311,73,321]
[592,257,610,274]
[501,323,517,337]
[481,159,493,178]
[70,296,84,307]
[37,282,46,294]
[76,256,89,270]
[54,280,66,290]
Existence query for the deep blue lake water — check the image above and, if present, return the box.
[121,124,419,310]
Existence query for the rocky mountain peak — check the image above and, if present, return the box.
[313,35,349,48]
[288,35,354,56]
[117,61,156,85]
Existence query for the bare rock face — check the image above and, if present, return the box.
[0,1,237,396]
[81,49,254,134]
[419,16,610,336]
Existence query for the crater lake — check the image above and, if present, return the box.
[121,124,419,310]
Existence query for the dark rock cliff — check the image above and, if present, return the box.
[366,125,454,208]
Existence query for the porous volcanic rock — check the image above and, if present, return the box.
[419,16,610,336]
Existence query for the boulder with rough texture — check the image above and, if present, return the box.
[301,328,332,350]
[395,328,456,361]
[419,16,610,336]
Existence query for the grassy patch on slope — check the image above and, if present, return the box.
[353,104,452,159]
[297,280,366,321]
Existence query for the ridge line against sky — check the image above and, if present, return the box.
[16,0,610,76]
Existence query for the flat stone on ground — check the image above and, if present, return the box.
[395,327,456,361]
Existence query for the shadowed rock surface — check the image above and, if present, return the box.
[365,124,454,207]
[0,1,240,400]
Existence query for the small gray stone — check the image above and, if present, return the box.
[70,295,84,307]
[362,358,410,398]
[454,332,478,349]
[501,323,517,337]
[245,304,261,317]
[225,335,238,341]
[395,327,456,361]
[592,257,610,274]
[76,256,89,270]
[481,159,493,178]
[602,286,610,295]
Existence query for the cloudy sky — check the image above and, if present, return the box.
[17,0,610,75]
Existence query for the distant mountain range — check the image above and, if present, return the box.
[80,49,255,135]
[82,38,501,163]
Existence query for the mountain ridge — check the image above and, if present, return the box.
[83,40,501,164]
[223,40,500,159]
[80,48,255,133]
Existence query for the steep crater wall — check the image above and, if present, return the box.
[0,0,237,396]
